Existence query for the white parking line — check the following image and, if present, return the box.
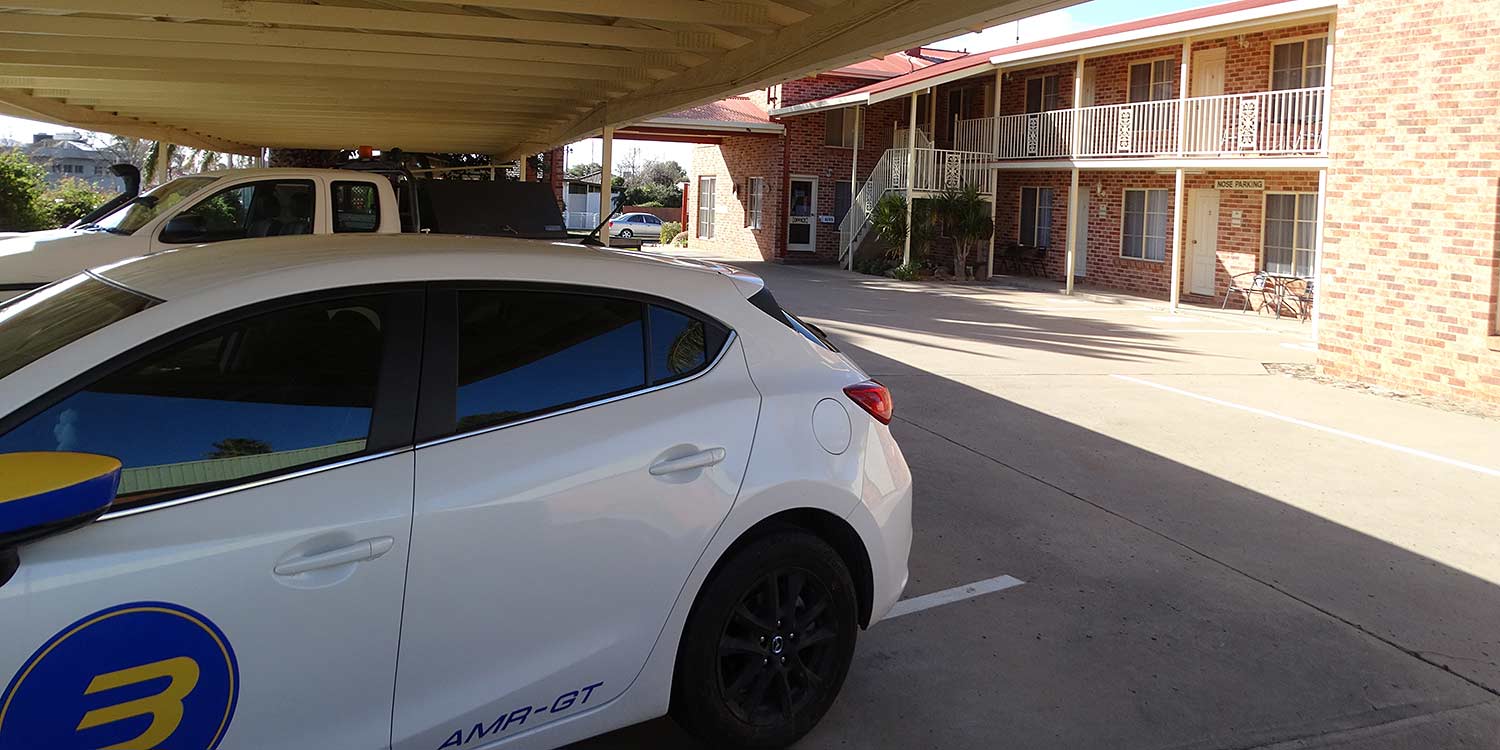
[885,575,1026,619]
[1113,375,1500,478]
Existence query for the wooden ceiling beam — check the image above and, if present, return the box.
[0,32,669,83]
[0,89,255,154]
[1,14,688,72]
[0,0,721,50]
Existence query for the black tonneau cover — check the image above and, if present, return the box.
[418,180,568,240]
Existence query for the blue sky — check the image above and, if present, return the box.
[1,0,1216,166]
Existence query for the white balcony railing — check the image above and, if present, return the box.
[890,148,997,195]
[837,147,996,264]
[956,87,1327,160]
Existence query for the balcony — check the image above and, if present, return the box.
[954,87,1328,161]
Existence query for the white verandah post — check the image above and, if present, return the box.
[988,67,1003,279]
[1312,14,1337,341]
[601,125,613,248]
[848,104,862,271]
[903,90,919,267]
[1064,55,1084,294]
[1169,167,1185,311]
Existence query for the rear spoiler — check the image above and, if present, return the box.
[70,164,141,228]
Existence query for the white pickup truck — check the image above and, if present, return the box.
[0,163,576,295]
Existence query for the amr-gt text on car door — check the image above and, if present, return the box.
[0,289,423,749]
[392,286,760,750]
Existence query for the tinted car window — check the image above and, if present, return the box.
[455,290,645,433]
[0,295,390,508]
[162,180,315,243]
[92,176,218,235]
[0,276,158,379]
[332,181,381,233]
[648,305,727,385]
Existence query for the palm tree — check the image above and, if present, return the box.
[932,185,994,280]
[868,193,934,270]
[143,141,177,186]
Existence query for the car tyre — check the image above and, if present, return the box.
[620,228,633,238]
[672,529,858,750]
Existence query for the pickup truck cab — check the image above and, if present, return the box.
[0,168,399,294]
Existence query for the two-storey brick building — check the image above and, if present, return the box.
[681,0,1498,405]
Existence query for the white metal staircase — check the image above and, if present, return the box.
[838,142,998,266]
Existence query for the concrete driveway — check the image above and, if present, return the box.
[573,261,1500,750]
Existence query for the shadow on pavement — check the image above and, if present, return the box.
[568,266,1500,749]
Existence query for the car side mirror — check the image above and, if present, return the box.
[160,214,208,244]
[0,452,121,551]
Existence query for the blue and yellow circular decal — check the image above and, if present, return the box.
[0,602,239,749]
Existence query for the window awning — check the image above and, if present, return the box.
[0,0,1072,158]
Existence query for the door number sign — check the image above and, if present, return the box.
[0,602,239,749]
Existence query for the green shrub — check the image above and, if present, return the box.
[659,221,682,244]
[0,150,48,232]
[672,231,688,247]
[42,179,111,227]
[890,263,922,281]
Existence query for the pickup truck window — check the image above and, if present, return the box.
[92,176,218,235]
[332,181,381,233]
[161,180,315,243]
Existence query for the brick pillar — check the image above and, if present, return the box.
[545,147,565,210]
[1319,0,1500,404]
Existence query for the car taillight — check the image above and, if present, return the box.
[843,380,892,425]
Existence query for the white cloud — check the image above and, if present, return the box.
[933,8,1082,54]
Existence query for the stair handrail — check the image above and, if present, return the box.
[838,148,898,263]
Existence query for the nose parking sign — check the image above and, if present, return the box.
[0,601,239,750]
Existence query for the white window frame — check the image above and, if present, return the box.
[747,177,764,230]
[1261,191,1318,277]
[1024,74,1061,113]
[1018,186,1053,248]
[696,176,715,240]
[824,109,859,148]
[1269,35,1329,91]
[1120,188,1169,262]
[1128,57,1177,103]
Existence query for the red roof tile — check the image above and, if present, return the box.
[788,0,1315,110]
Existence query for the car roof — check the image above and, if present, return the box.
[94,234,758,301]
[161,167,378,181]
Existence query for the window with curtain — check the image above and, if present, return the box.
[1271,38,1328,90]
[824,109,859,147]
[697,176,715,239]
[1019,187,1054,248]
[1025,75,1061,113]
[1122,188,1168,260]
[746,177,764,230]
[1128,60,1176,102]
[1263,192,1318,277]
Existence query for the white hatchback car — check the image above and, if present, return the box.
[0,236,912,750]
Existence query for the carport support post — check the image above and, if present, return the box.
[1169,167,1185,311]
[902,91,919,267]
[848,104,861,271]
[601,126,613,248]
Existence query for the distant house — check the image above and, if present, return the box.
[17,132,122,191]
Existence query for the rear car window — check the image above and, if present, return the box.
[0,276,158,379]
[449,290,730,435]
[333,181,381,233]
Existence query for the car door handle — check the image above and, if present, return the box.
[649,447,726,476]
[274,537,395,576]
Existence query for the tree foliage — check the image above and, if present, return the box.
[42,179,111,227]
[931,185,994,279]
[0,149,49,232]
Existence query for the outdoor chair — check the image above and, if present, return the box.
[1222,271,1271,312]
[1292,277,1315,322]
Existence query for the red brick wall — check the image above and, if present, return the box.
[991,169,1319,301]
[687,138,782,261]
[1320,0,1500,404]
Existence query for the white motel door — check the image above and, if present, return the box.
[788,177,818,252]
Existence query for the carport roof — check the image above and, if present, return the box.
[0,0,1075,159]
